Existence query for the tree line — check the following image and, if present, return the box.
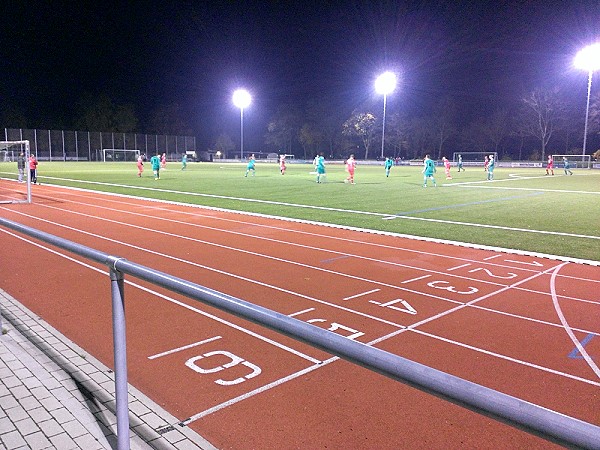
[3,87,599,161]
[251,88,600,161]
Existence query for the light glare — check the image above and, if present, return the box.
[574,43,600,72]
[375,71,397,95]
[232,89,251,109]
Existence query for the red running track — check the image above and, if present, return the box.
[1,182,599,449]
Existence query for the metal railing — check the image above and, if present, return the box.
[1,216,599,450]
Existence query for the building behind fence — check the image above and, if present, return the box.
[3,128,196,162]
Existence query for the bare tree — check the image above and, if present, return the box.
[264,105,302,155]
[484,109,510,155]
[430,97,458,159]
[342,111,377,159]
[385,112,410,158]
[521,88,564,161]
[405,116,434,159]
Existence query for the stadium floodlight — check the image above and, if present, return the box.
[232,89,252,159]
[574,43,600,159]
[375,71,397,159]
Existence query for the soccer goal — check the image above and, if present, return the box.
[102,148,141,162]
[0,140,32,204]
[453,152,498,165]
[551,154,591,169]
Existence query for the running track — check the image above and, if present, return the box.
[1,182,599,449]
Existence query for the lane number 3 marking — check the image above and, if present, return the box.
[427,280,479,295]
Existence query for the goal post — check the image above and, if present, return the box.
[0,140,32,204]
[452,152,498,165]
[551,154,591,169]
[102,148,141,162]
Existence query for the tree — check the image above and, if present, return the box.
[430,97,458,159]
[264,105,302,155]
[521,88,564,161]
[342,111,377,159]
[484,109,510,155]
[74,93,138,132]
[298,123,324,159]
[405,116,434,159]
[385,112,410,158]
[0,105,28,128]
[148,103,191,135]
[212,133,235,157]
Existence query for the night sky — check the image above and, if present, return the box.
[2,1,600,151]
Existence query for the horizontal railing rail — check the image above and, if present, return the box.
[1,216,599,450]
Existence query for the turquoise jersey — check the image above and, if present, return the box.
[150,156,160,170]
[424,158,435,176]
[384,158,393,169]
[316,156,325,174]
[247,159,255,170]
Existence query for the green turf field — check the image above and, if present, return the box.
[2,161,599,262]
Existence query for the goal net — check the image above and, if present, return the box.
[0,140,32,204]
[453,152,498,164]
[551,154,591,169]
[102,148,141,162]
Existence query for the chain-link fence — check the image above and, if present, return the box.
[2,128,196,162]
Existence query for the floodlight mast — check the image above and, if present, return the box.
[574,43,600,159]
[375,72,397,159]
[232,89,251,159]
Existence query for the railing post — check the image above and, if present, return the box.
[110,266,130,450]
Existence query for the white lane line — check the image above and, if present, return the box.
[0,228,322,364]
[181,356,338,424]
[401,275,431,284]
[4,208,409,328]
[148,336,223,360]
[447,263,471,271]
[549,263,600,380]
[45,189,600,268]
[288,308,315,318]
[483,254,502,261]
[343,289,380,301]
[5,225,599,426]
[183,298,600,423]
[34,201,517,288]
[411,328,600,387]
[36,181,600,250]
[8,203,598,315]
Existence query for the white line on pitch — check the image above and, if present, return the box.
[343,289,380,301]
[147,336,223,360]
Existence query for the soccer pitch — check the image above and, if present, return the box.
[1,161,599,262]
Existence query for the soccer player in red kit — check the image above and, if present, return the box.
[546,155,554,175]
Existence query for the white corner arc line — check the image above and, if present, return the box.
[549,263,600,380]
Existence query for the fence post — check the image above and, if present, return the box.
[109,265,130,450]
